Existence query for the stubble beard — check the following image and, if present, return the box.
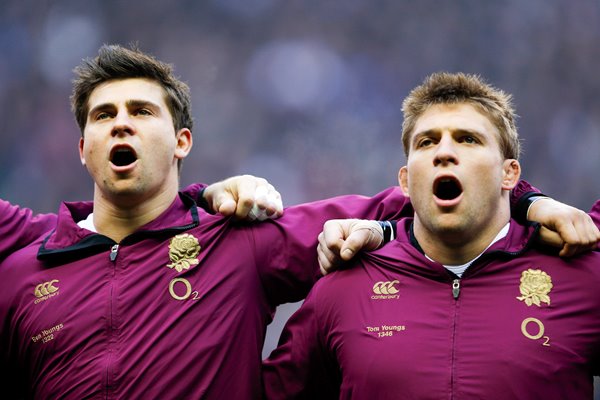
[415,200,484,246]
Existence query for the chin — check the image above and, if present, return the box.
[104,182,146,197]
[428,218,470,237]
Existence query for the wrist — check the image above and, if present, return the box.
[377,221,396,244]
[197,187,215,214]
[514,192,549,223]
[526,195,551,221]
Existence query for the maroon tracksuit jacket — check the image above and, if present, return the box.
[0,188,410,399]
[263,213,600,400]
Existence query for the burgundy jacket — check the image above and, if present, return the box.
[0,188,410,399]
[263,211,600,400]
[0,199,56,258]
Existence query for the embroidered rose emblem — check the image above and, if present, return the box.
[516,269,553,307]
[166,233,200,273]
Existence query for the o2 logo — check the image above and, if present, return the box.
[168,277,200,301]
[520,317,550,346]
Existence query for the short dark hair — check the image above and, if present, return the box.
[402,72,520,159]
[71,44,193,136]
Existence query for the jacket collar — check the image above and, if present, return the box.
[367,218,541,280]
[37,192,199,262]
[400,218,539,257]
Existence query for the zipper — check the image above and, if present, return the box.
[450,277,461,399]
[109,244,119,262]
[452,279,460,299]
[106,284,114,399]
[106,243,119,397]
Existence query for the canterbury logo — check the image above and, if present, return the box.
[373,280,399,295]
[34,280,59,298]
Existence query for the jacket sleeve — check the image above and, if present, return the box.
[180,183,209,211]
[0,199,56,259]
[262,285,338,400]
[510,180,542,224]
[252,187,411,306]
[185,179,537,225]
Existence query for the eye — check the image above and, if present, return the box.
[460,135,478,144]
[135,108,152,116]
[95,112,111,121]
[417,138,435,148]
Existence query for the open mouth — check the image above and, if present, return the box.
[434,177,463,200]
[110,146,138,167]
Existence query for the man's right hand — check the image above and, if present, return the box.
[317,219,384,276]
[202,175,283,221]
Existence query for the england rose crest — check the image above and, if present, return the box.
[516,269,553,307]
[167,234,201,273]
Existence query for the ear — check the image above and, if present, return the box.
[174,128,193,160]
[398,166,410,196]
[79,137,86,166]
[501,159,521,190]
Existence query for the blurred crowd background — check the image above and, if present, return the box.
[1,0,599,390]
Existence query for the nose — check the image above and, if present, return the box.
[111,111,135,137]
[433,135,458,166]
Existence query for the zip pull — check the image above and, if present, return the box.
[452,279,461,299]
[109,244,119,262]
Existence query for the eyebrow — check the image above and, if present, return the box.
[411,129,437,146]
[126,99,161,110]
[412,128,484,142]
[88,99,161,117]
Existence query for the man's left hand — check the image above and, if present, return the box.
[528,198,600,257]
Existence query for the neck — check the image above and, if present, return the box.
[92,186,178,243]
[413,207,510,265]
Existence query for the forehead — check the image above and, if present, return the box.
[88,78,167,109]
[412,103,499,138]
